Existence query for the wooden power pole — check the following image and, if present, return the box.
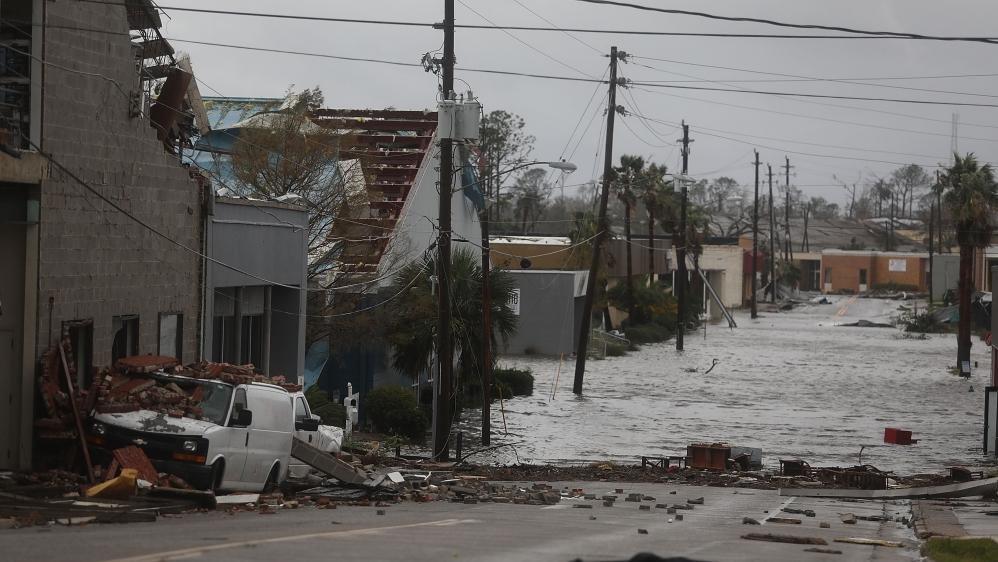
[432,0,455,460]
[676,122,692,351]
[751,150,759,319]
[573,46,623,395]
[768,164,776,303]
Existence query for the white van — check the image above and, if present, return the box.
[89,374,313,492]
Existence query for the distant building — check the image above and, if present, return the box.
[819,250,929,293]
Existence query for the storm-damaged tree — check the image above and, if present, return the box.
[227,87,374,346]
[614,155,645,314]
[706,177,739,213]
[891,164,931,219]
[478,110,535,224]
[941,153,998,372]
[640,163,673,280]
[509,168,552,234]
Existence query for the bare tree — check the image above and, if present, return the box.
[227,87,379,345]
[891,164,931,219]
[707,177,739,212]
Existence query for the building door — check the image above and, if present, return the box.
[859,269,868,292]
[0,331,15,467]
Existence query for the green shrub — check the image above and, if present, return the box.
[605,340,628,357]
[494,367,534,397]
[871,282,919,293]
[624,322,673,344]
[363,385,427,443]
[901,310,945,333]
[608,277,678,325]
[304,385,346,428]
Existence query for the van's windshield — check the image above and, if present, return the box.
[147,374,234,425]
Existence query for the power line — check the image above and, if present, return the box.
[630,55,998,100]
[628,80,998,108]
[628,84,998,144]
[455,0,598,79]
[72,0,998,43]
[624,111,946,168]
[560,67,610,158]
[620,95,958,161]
[168,38,601,84]
[574,0,998,45]
[512,0,603,55]
[631,55,998,97]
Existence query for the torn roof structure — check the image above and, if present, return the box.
[191,100,470,283]
[310,108,440,277]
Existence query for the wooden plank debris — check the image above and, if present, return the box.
[291,437,367,485]
[741,533,828,545]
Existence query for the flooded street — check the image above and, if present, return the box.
[476,296,991,475]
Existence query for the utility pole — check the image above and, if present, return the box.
[479,167,492,447]
[432,0,455,460]
[929,199,935,305]
[937,187,943,253]
[782,156,793,263]
[751,150,759,319]
[768,164,776,303]
[574,46,623,395]
[676,121,692,351]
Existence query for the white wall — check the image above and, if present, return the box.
[378,136,482,285]
[668,245,744,309]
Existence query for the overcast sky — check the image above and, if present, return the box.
[163,0,998,206]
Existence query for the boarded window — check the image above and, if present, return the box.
[158,313,182,360]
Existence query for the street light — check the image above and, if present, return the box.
[479,159,575,446]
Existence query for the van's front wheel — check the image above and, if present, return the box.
[262,465,280,493]
[209,460,225,493]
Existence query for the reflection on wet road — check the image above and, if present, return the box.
[473,297,989,474]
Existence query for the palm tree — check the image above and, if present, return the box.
[941,153,998,371]
[614,155,645,314]
[386,248,518,393]
[640,163,672,283]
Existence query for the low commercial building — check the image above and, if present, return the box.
[502,270,588,355]
[202,196,308,384]
[819,250,929,293]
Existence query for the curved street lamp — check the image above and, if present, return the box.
[479,159,576,446]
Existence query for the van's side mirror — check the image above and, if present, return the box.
[230,409,253,427]
[296,417,319,432]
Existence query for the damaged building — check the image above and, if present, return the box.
[0,0,209,469]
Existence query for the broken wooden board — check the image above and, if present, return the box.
[780,477,998,499]
[834,537,903,547]
[741,533,828,545]
[291,437,367,486]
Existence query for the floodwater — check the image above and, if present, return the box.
[465,296,993,475]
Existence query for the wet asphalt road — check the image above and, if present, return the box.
[0,483,919,562]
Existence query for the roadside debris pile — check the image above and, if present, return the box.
[37,341,298,434]
[92,356,300,418]
[0,458,216,529]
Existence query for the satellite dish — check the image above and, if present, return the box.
[520,258,532,269]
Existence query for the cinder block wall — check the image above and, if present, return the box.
[35,2,202,365]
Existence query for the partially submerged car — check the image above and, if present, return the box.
[87,371,316,492]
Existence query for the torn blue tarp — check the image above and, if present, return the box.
[459,146,485,211]
[304,339,330,390]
